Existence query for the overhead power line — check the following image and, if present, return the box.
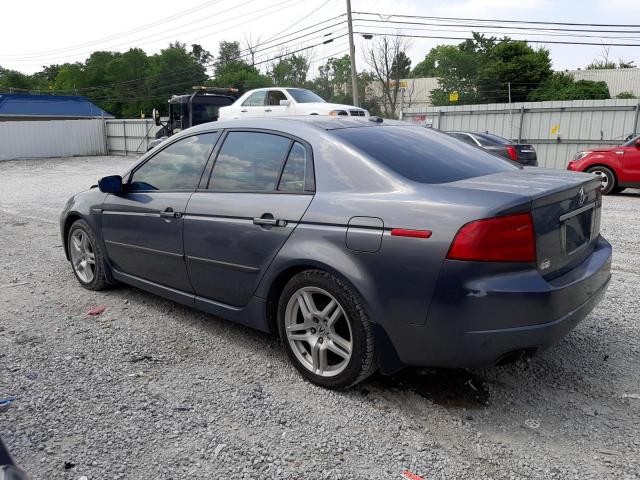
[352,21,640,42]
[354,31,640,47]
[353,17,640,36]
[353,12,640,28]
[0,0,228,60]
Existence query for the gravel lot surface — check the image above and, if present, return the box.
[1,156,639,480]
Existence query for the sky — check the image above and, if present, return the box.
[1,0,639,76]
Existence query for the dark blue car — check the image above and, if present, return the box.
[60,117,611,389]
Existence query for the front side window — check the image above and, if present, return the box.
[268,90,288,106]
[129,133,219,191]
[242,91,267,107]
[209,132,291,192]
[278,142,314,192]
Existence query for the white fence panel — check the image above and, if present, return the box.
[0,119,106,161]
[105,119,162,155]
[405,99,640,169]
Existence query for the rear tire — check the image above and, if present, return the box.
[67,219,109,291]
[277,270,377,389]
[586,166,616,195]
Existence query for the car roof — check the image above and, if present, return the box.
[189,116,411,133]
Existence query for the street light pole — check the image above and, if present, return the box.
[346,0,359,107]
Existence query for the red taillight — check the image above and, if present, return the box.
[506,145,518,161]
[447,213,536,262]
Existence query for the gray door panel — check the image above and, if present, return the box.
[184,192,313,306]
[102,192,193,292]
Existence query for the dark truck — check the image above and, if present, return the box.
[148,86,238,151]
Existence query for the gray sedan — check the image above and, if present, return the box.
[60,117,611,389]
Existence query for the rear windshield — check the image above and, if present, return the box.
[332,126,519,184]
[474,132,512,145]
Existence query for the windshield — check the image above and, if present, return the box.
[286,88,326,104]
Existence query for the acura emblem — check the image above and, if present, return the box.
[577,187,586,207]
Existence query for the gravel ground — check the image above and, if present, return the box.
[1,155,639,480]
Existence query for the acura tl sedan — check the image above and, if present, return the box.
[61,117,611,389]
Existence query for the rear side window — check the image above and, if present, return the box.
[278,142,315,192]
[242,91,266,107]
[209,131,291,191]
[333,126,518,184]
[130,133,219,191]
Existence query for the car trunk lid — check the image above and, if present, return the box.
[514,144,537,165]
[445,168,602,277]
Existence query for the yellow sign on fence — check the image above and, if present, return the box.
[449,91,459,102]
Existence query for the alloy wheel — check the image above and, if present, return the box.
[70,229,96,283]
[590,169,609,189]
[284,286,353,377]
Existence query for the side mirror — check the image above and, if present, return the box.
[635,139,640,147]
[98,175,123,194]
[152,108,161,126]
[279,99,291,107]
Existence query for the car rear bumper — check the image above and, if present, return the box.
[385,236,612,368]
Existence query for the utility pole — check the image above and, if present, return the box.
[346,0,359,107]
[508,82,513,140]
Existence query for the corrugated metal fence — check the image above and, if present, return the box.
[404,99,640,168]
[105,119,163,155]
[0,119,107,161]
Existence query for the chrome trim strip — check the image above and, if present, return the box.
[186,255,260,273]
[104,239,183,258]
[558,202,596,222]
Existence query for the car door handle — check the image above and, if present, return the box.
[253,217,287,227]
[240,109,248,113]
[160,208,182,219]
[265,108,272,112]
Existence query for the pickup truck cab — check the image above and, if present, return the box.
[568,135,640,194]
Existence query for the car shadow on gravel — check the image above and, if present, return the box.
[364,367,492,409]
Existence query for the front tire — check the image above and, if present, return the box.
[67,219,109,291]
[586,166,616,195]
[277,270,377,389]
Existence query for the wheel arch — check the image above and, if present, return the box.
[584,163,619,182]
[62,212,84,260]
[263,260,404,375]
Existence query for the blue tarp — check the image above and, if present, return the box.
[0,93,113,118]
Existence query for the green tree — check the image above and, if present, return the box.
[616,91,637,99]
[411,50,438,78]
[528,73,610,101]
[53,62,87,93]
[0,67,35,91]
[477,40,551,103]
[214,41,242,76]
[269,54,309,87]
[208,61,272,92]
[391,51,412,79]
[424,33,552,106]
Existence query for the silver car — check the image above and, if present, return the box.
[60,117,611,389]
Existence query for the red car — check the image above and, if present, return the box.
[567,135,640,194]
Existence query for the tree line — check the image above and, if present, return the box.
[1,33,636,118]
